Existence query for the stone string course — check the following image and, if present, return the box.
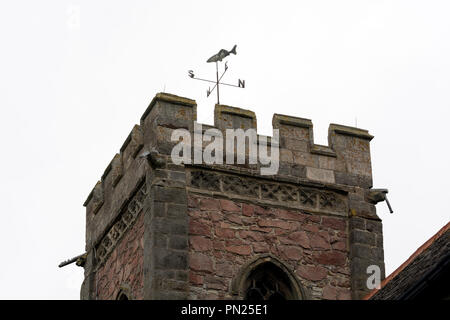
[188,169,348,216]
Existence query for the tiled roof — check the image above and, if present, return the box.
[365,222,450,300]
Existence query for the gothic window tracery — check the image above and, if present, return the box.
[243,262,297,300]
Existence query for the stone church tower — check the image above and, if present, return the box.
[80,92,385,300]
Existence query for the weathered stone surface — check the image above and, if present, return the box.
[190,236,213,252]
[155,248,188,270]
[350,230,376,246]
[297,265,328,281]
[169,235,188,250]
[199,198,221,211]
[310,234,331,250]
[306,167,335,184]
[225,245,252,256]
[288,231,310,249]
[313,251,347,266]
[190,253,213,273]
[189,220,211,237]
[322,216,347,232]
[335,171,372,188]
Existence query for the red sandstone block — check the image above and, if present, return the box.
[123,264,132,280]
[332,240,348,252]
[279,237,296,245]
[249,225,272,233]
[189,220,211,237]
[215,227,235,239]
[220,199,241,212]
[210,211,223,222]
[242,204,254,216]
[319,230,330,242]
[189,272,203,285]
[302,223,320,233]
[199,198,221,211]
[323,285,338,300]
[274,209,306,222]
[205,276,228,291]
[258,219,291,230]
[288,231,310,249]
[189,210,207,219]
[220,221,233,228]
[215,262,233,277]
[213,240,225,250]
[296,264,328,281]
[254,205,272,216]
[310,234,331,250]
[226,213,243,225]
[190,236,213,251]
[321,216,347,232]
[274,228,291,237]
[281,246,303,260]
[238,230,264,242]
[307,215,321,223]
[225,245,252,255]
[313,251,347,266]
[190,252,213,273]
[225,238,245,246]
[253,242,270,253]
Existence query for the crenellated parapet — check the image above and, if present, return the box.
[84,93,379,245]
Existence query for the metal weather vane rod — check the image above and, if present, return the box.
[188,44,245,105]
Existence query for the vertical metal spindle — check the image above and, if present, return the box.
[216,61,220,104]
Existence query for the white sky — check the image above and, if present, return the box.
[0,1,449,299]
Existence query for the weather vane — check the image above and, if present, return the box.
[188,44,245,105]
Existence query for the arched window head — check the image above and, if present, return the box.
[116,291,129,300]
[232,254,306,300]
[116,285,132,300]
[244,262,295,300]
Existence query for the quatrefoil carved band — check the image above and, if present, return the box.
[95,182,148,264]
[189,170,346,213]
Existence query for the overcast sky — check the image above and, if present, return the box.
[0,1,449,299]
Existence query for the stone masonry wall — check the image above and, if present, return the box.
[82,93,385,300]
[95,211,145,300]
[187,194,351,300]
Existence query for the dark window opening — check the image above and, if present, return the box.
[243,262,296,300]
[117,291,129,300]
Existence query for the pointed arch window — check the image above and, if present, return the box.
[116,289,130,300]
[244,262,296,300]
[233,254,306,300]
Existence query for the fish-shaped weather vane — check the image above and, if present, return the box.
[207,45,237,63]
[188,44,245,105]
